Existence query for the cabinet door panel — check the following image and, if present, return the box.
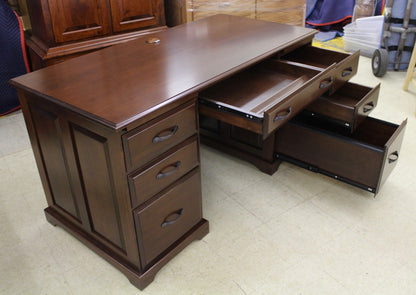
[109,0,165,32]
[48,0,111,43]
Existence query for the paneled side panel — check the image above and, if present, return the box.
[72,125,124,250]
[109,0,165,32]
[48,0,111,43]
[30,105,80,220]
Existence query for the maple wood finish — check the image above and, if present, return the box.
[165,0,306,27]
[25,0,165,69]
[9,15,405,290]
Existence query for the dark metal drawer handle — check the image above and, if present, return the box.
[363,102,375,113]
[152,125,179,143]
[388,151,399,163]
[161,208,184,228]
[274,106,292,122]
[342,67,354,77]
[319,77,333,89]
[156,161,181,179]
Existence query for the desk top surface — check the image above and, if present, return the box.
[11,15,315,129]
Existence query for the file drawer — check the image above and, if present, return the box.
[134,169,202,267]
[275,115,407,194]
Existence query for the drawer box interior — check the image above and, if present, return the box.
[303,82,380,132]
[199,58,334,139]
[275,115,407,194]
[280,45,359,92]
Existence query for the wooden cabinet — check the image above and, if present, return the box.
[25,0,166,69]
[166,0,305,27]
[14,90,208,290]
[109,0,165,32]
[41,0,111,43]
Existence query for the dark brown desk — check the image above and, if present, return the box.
[10,15,405,290]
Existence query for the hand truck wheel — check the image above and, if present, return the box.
[372,49,389,77]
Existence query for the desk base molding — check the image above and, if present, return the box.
[45,207,209,290]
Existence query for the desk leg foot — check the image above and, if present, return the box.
[44,206,209,291]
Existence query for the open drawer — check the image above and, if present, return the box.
[280,45,360,94]
[302,82,380,132]
[199,59,335,139]
[275,115,407,194]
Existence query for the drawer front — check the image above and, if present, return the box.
[192,0,255,21]
[331,51,360,93]
[129,138,199,208]
[256,0,305,26]
[134,169,202,267]
[123,103,197,172]
[263,67,334,137]
[199,60,335,139]
[275,117,406,193]
[304,82,380,131]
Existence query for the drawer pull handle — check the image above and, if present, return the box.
[274,106,292,122]
[363,102,374,113]
[152,126,179,143]
[388,151,399,163]
[146,37,161,44]
[319,77,333,89]
[342,67,354,77]
[218,2,231,7]
[156,161,181,179]
[161,208,184,228]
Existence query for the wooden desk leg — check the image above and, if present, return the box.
[403,41,416,91]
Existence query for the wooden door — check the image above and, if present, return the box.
[47,0,111,43]
[109,0,165,32]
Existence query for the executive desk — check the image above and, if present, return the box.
[10,15,405,290]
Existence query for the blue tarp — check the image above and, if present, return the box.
[0,2,29,116]
[306,0,386,31]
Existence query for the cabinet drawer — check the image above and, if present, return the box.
[134,169,202,267]
[303,82,380,132]
[192,0,256,21]
[275,115,407,194]
[129,138,199,208]
[199,58,335,139]
[256,0,305,26]
[123,102,197,171]
[281,45,359,93]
